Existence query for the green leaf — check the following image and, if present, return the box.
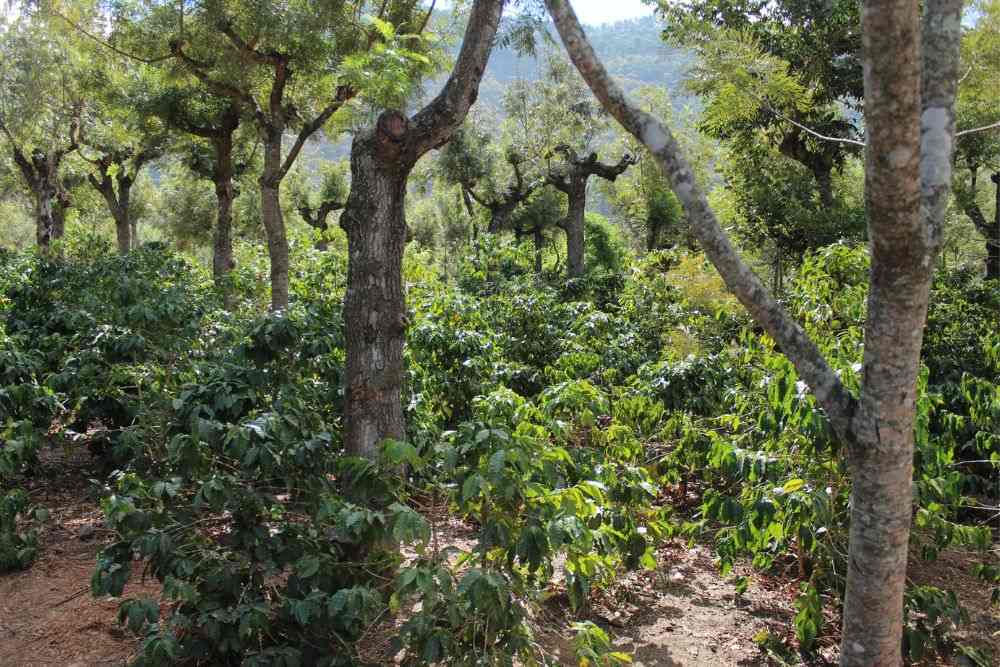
[783,478,805,494]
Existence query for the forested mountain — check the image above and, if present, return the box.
[476,16,691,109]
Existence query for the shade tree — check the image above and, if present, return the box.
[0,11,85,251]
[659,0,864,209]
[543,0,964,664]
[114,0,439,310]
[339,0,506,459]
[292,160,349,252]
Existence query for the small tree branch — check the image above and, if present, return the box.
[51,10,174,65]
[216,19,284,67]
[170,41,266,128]
[278,86,354,180]
[764,103,866,148]
[956,120,1000,138]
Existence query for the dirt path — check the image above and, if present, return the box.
[1,453,993,666]
[0,454,155,667]
[532,540,794,667]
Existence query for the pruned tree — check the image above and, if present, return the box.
[0,12,84,251]
[542,1,963,665]
[294,161,349,251]
[546,144,636,278]
[340,0,506,459]
[160,96,251,304]
[147,1,436,310]
[77,90,169,255]
[467,153,542,234]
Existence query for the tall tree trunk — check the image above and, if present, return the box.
[543,1,961,664]
[260,133,289,311]
[840,1,959,664]
[213,148,236,308]
[340,126,410,459]
[130,219,139,250]
[34,179,59,251]
[114,209,131,255]
[533,226,544,275]
[115,181,133,256]
[213,178,235,305]
[991,173,1000,280]
[565,179,587,278]
[814,165,834,210]
[339,0,503,461]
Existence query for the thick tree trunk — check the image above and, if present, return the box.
[212,136,236,307]
[543,1,960,664]
[213,181,236,308]
[814,165,835,210]
[839,0,953,664]
[114,181,133,256]
[340,128,410,459]
[565,179,587,279]
[260,135,289,311]
[114,210,131,255]
[32,177,60,251]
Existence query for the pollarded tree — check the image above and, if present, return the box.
[119,0,437,310]
[468,153,543,234]
[543,0,963,664]
[340,0,506,459]
[509,185,563,274]
[503,54,636,278]
[545,145,635,278]
[75,60,170,255]
[0,11,84,251]
[293,161,349,251]
[156,95,249,301]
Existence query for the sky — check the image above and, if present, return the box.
[565,0,654,24]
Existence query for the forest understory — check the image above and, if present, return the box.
[1,443,996,667]
[1,0,999,665]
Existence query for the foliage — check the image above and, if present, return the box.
[0,488,45,572]
[1,210,997,666]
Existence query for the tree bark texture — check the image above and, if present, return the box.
[260,131,290,311]
[840,1,925,661]
[544,1,963,664]
[213,135,236,308]
[340,0,504,460]
[564,178,587,278]
[340,123,411,460]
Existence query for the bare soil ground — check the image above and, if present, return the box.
[0,450,156,667]
[1,450,995,666]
